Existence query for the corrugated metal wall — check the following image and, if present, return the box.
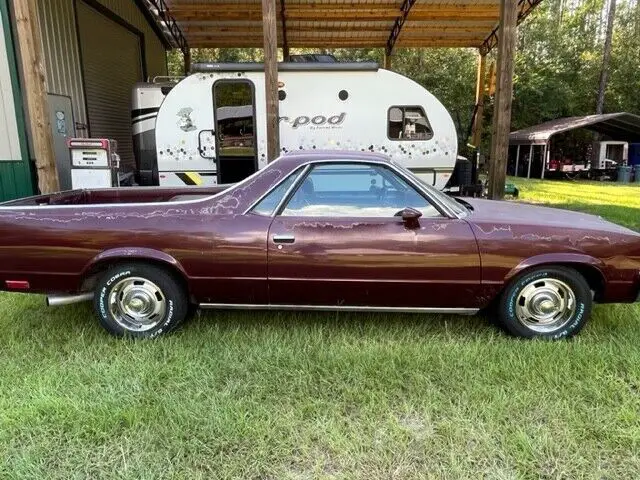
[36,0,87,134]
[35,0,168,138]
[98,0,167,78]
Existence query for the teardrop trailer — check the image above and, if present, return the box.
[132,62,461,190]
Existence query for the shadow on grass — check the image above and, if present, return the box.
[186,307,499,338]
[26,296,499,342]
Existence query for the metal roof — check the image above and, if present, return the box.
[143,0,542,54]
[509,113,640,145]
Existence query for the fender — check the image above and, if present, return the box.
[81,247,188,278]
[504,253,607,283]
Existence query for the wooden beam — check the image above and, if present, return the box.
[471,51,486,147]
[262,0,280,161]
[183,48,191,75]
[186,31,486,43]
[191,39,482,48]
[191,38,482,48]
[172,4,501,21]
[183,24,495,35]
[280,0,289,60]
[487,0,518,200]
[383,52,392,70]
[12,0,59,193]
[171,3,500,14]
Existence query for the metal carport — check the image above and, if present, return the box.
[509,112,640,179]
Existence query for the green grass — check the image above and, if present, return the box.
[511,176,640,231]
[1,180,640,479]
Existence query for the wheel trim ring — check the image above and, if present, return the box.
[515,278,577,333]
[108,277,166,332]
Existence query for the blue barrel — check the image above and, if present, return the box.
[618,165,632,183]
[634,165,640,183]
[618,166,632,183]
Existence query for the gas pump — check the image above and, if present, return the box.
[67,138,120,189]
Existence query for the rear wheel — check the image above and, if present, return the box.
[498,266,592,339]
[94,263,188,338]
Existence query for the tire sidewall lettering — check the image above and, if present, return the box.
[98,268,175,337]
[506,270,586,337]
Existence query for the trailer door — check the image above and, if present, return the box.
[213,80,258,184]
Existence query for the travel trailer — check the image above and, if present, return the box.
[132,62,459,190]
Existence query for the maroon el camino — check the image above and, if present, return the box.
[0,151,639,339]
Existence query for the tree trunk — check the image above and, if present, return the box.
[596,0,617,114]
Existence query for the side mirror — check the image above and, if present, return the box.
[395,207,422,229]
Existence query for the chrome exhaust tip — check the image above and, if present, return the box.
[46,292,94,307]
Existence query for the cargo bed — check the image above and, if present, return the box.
[0,185,230,207]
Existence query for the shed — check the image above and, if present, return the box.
[508,113,640,179]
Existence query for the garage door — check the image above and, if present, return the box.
[77,1,143,172]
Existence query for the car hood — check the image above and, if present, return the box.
[461,198,639,236]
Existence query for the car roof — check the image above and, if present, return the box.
[282,149,391,163]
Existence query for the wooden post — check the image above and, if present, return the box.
[383,52,392,70]
[471,51,486,147]
[282,45,290,61]
[514,144,520,177]
[183,48,191,75]
[262,0,280,161]
[12,0,59,193]
[527,144,533,179]
[541,142,549,179]
[487,0,518,200]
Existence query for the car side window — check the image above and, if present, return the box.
[251,169,303,216]
[280,163,441,218]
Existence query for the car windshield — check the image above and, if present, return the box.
[389,159,468,217]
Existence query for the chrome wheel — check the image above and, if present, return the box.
[515,278,576,333]
[109,277,166,332]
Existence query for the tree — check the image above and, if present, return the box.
[596,0,617,113]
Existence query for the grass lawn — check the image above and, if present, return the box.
[1,179,640,479]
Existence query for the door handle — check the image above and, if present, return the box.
[273,234,295,244]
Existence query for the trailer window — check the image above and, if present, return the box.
[388,106,433,141]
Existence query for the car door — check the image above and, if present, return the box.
[265,162,482,309]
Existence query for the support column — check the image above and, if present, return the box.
[262,0,280,161]
[12,0,59,193]
[183,48,191,75]
[471,51,486,147]
[383,52,392,70]
[542,143,548,179]
[487,0,518,200]
[282,45,290,61]
[527,144,533,179]
[514,144,520,177]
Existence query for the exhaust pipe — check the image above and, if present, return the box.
[46,292,94,307]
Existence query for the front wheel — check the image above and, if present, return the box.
[94,263,188,338]
[498,266,592,339]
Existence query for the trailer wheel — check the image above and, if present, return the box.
[94,263,188,338]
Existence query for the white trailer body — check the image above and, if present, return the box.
[134,63,458,190]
